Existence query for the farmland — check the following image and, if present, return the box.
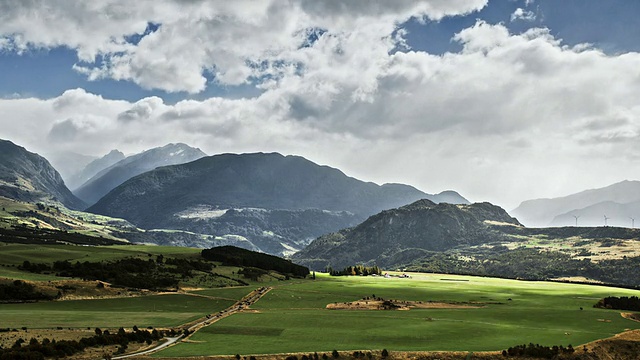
[1,242,640,358]
[156,273,640,357]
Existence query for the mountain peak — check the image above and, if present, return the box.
[74,143,207,206]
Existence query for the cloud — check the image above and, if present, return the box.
[0,0,488,93]
[510,8,536,22]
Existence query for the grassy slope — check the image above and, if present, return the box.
[157,273,640,357]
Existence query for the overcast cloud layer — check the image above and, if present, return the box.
[1,0,639,209]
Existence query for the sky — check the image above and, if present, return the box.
[1,0,640,210]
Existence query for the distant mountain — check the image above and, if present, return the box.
[86,152,468,256]
[44,150,97,182]
[550,200,640,228]
[511,180,640,227]
[74,143,206,206]
[66,150,125,190]
[292,199,520,270]
[0,139,85,209]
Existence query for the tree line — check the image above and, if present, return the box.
[0,326,181,359]
[594,296,640,311]
[502,343,575,358]
[328,265,382,276]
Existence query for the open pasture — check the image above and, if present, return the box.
[157,273,640,357]
[0,291,243,329]
[0,243,202,266]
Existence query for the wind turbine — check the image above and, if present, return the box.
[573,215,580,227]
[604,215,610,227]
[630,217,635,229]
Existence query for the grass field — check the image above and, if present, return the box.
[156,273,640,357]
[0,291,245,329]
[0,243,203,266]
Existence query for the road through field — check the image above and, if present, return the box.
[112,287,271,359]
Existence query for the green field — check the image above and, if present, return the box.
[0,290,248,329]
[157,273,640,357]
[0,243,202,266]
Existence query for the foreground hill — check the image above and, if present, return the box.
[74,143,206,206]
[294,199,640,287]
[87,152,468,255]
[0,139,85,210]
[511,180,640,227]
[293,199,520,269]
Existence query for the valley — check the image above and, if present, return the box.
[1,139,640,359]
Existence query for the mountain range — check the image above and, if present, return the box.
[87,152,468,255]
[511,180,640,227]
[74,143,206,206]
[0,140,85,210]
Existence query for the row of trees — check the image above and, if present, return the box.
[595,296,640,311]
[328,265,382,276]
[502,343,575,358]
[0,326,176,359]
[280,349,389,360]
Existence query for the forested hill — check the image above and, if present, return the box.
[292,199,521,270]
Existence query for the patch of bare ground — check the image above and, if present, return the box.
[552,276,603,284]
[621,312,640,322]
[326,299,485,310]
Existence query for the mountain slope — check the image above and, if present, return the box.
[511,180,640,227]
[66,149,125,190]
[550,200,640,228]
[86,152,468,256]
[292,199,520,269]
[0,139,85,209]
[74,143,206,206]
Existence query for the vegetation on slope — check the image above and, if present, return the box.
[202,246,309,278]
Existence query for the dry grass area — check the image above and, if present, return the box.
[34,279,148,300]
[326,299,483,311]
